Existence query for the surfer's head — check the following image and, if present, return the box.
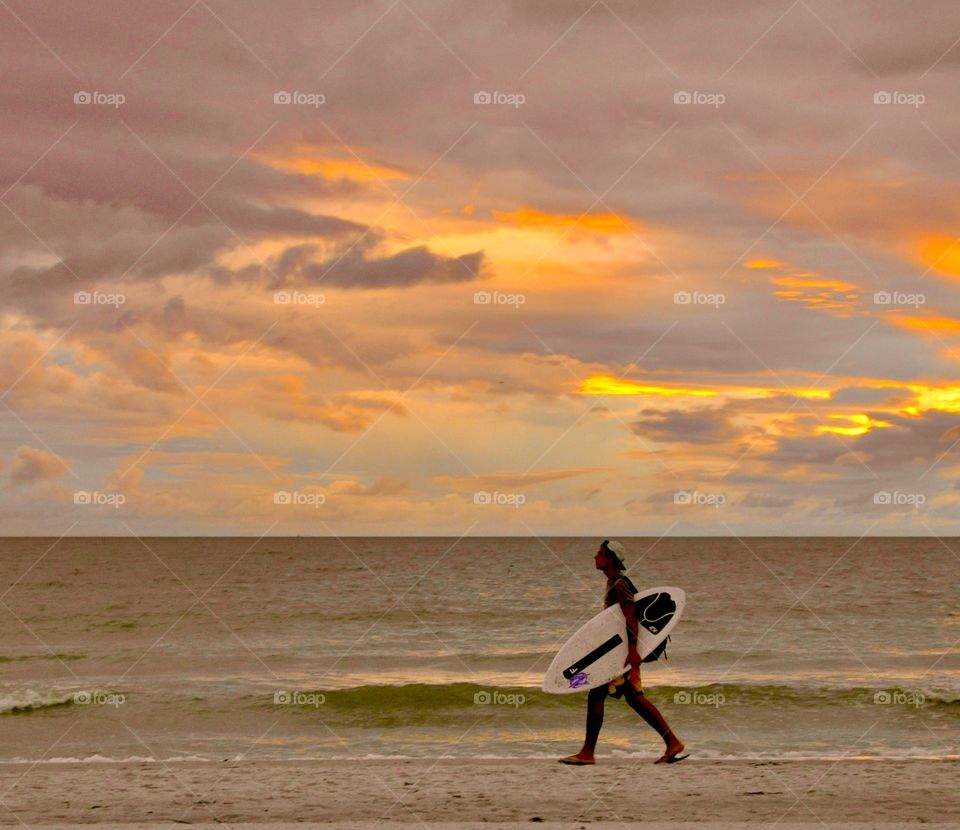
[596,539,626,571]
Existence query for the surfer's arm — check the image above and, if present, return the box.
[619,589,642,667]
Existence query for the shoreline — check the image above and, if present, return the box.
[1,758,957,826]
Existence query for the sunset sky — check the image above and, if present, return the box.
[3,0,960,535]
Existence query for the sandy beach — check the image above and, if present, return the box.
[1,758,957,827]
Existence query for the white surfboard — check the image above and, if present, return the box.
[542,586,685,694]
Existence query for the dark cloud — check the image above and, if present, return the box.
[304,244,487,289]
[830,385,914,406]
[265,242,488,289]
[629,406,744,444]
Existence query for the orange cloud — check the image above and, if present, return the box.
[890,315,960,335]
[435,467,607,491]
[912,385,960,413]
[770,274,860,314]
[774,276,858,291]
[8,446,70,485]
[262,143,411,182]
[919,236,960,279]
[242,375,406,432]
[579,375,832,401]
[578,375,716,397]
[492,208,634,235]
[817,413,892,436]
[745,259,784,269]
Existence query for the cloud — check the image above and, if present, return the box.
[329,477,410,497]
[9,447,70,486]
[300,244,488,289]
[4,1,960,533]
[629,407,746,444]
[435,467,608,492]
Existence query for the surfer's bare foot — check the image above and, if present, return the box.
[654,741,687,764]
[559,752,595,765]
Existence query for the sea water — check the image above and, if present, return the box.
[1,536,958,762]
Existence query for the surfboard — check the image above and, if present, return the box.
[542,586,685,694]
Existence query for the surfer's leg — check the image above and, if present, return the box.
[623,685,684,757]
[560,685,607,763]
[583,684,607,755]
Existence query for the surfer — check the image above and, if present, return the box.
[559,540,687,766]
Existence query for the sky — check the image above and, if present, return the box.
[3,0,960,536]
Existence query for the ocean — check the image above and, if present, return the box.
[1,536,958,764]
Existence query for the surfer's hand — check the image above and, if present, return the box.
[625,647,641,668]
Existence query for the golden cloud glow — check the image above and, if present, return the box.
[817,413,892,436]
[774,276,858,291]
[890,315,960,335]
[263,145,410,182]
[746,259,784,269]
[912,385,960,413]
[578,375,716,397]
[770,274,860,314]
[492,208,633,235]
[579,375,834,401]
[919,236,960,279]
